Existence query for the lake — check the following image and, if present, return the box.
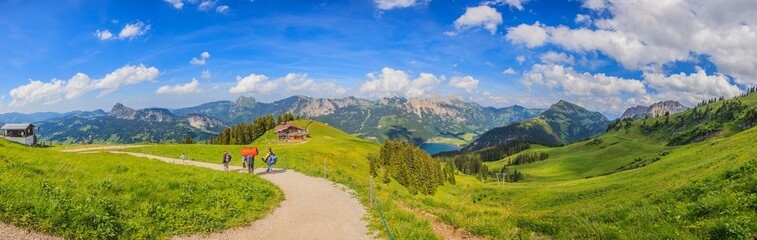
[420,143,461,155]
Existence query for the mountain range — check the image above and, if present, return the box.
[26,96,545,144]
[462,100,611,151]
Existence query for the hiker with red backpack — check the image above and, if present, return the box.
[241,147,258,173]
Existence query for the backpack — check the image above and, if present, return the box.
[268,154,278,165]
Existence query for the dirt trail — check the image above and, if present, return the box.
[0,223,60,240]
[106,150,373,240]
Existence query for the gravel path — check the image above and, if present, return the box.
[0,223,60,240]
[109,150,373,240]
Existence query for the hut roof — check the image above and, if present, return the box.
[275,122,306,132]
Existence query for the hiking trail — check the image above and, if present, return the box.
[63,146,373,240]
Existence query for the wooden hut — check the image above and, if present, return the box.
[275,122,309,142]
[1,123,36,146]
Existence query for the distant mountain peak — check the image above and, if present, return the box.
[621,100,688,119]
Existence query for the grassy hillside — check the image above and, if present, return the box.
[123,120,441,239]
[412,93,757,239]
[0,140,282,239]
[464,100,609,151]
[119,91,757,240]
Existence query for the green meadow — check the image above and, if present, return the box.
[12,93,756,239]
[123,95,757,239]
[0,139,282,239]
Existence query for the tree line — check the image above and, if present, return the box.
[371,140,446,195]
[210,113,300,145]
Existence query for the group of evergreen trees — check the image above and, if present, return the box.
[372,140,446,195]
[508,152,549,165]
[434,140,533,182]
[499,166,523,182]
[210,113,299,145]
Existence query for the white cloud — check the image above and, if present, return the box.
[190,51,211,65]
[449,76,479,93]
[574,14,592,25]
[540,51,575,65]
[229,73,278,94]
[280,73,349,95]
[581,0,608,10]
[92,64,160,96]
[505,22,548,48]
[507,0,757,86]
[9,64,159,106]
[96,21,150,41]
[358,67,444,98]
[198,0,217,11]
[643,70,742,106]
[229,72,349,96]
[118,21,151,40]
[374,0,426,10]
[516,55,526,65]
[164,0,184,9]
[520,63,744,116]
[156,79,202,94]
[201,70,211,79]
[484,0,531,11]
[502,68,517,75]
[449,5,503,35]
[216,5,229,13]
[95,30,113,40]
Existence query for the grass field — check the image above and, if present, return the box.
[408,93,757,239]
[40,93,757,239]
[123,120,441,239]
[0,139,282,239]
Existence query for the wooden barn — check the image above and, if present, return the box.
[1,123,37,146]
[275,122,309,142]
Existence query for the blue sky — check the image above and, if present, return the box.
[1,0,755,117]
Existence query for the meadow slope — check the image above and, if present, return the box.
[0,140,282,239]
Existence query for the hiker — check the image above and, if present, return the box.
[247,154,255,173]
[222,150,231,172]
[263,147,277,173]
[180,153,186,164]
[242,155,247,169]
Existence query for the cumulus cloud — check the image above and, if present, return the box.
[574,14,592,25]
[357,67,444,98]
[520,63,743,116]
[502,68,517,75]
[96,21,150,41]
[484,0,531,11]
[118,21,151,40]
[190,51,211,65]
[643,70,742,106]
[95,30,113,40]
[229,74,278,94]
[156,79,202,94]
[449,76,479,93]
[540,51,575,65]
[216,5,229,13]
[164,0,184,9]
[229,72,349,96]
[198,0,217,11]
[201,70,211,79]
[9,64,159,106]
[374,0,427,10]
[505,22,548,48]
[448,5,503,35]
[516,55,526,65]
[280,73,349,95]
[506,0,757,86]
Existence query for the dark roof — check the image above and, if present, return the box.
[275,122,306,132]
[0,123,33,130]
